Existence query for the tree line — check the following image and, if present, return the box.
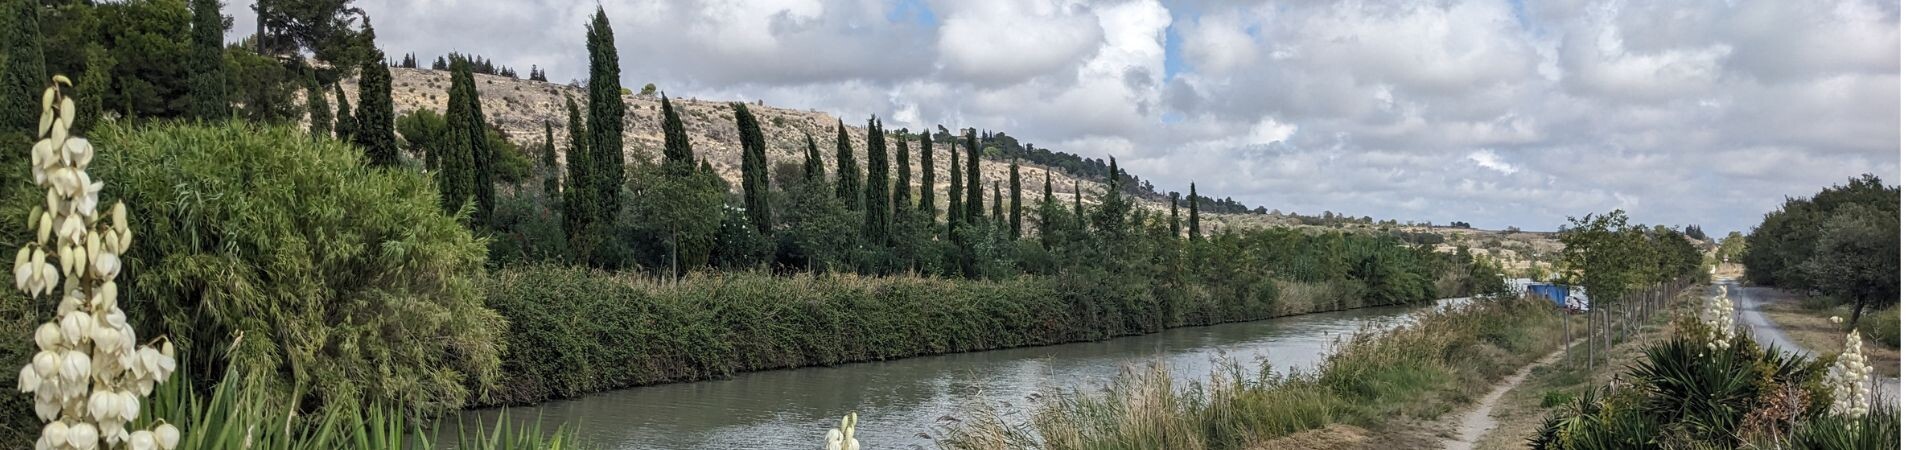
[1742,174,1898,326]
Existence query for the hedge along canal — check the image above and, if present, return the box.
[460,264,1473,448]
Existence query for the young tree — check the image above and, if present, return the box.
[304,71,332,138]
[1809,204,1898,327]
[918,130,934,214]
[188,0,229,120]
[1169,191,1182,238]
[586,7,625,231]
[1073,182,1084,226]
[863,117,890,243]
[333,83,355,140]
[833,121,861,210]
[438,57,480,221]
[802,132,824,183]
[733,103,771,233]
[992,181,1004,229]
[1008,158,1023,239]
[965,128,982,222]
[1187,182,1199,241]
[893,129,910,219]
[541,120,559,199]
[1042,169,1056,249]
[353,51,399,166]
[659,97,694,174]
[562,95,597,259]
[946,142,962,237]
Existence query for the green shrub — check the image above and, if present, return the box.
[1859,306,1898,349]
[92,121,504,417]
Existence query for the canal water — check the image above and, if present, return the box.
[441,298,1471,449]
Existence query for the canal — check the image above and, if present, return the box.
[440,298,1472,449]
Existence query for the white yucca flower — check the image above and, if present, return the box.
[1829,329,1873,419]
[824,412,860,450]
[15,77,179,450]
[1700,287,1736,351]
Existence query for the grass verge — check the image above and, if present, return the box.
[936,295,1568,450]
[1762,295,1900,378]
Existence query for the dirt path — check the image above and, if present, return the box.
[1437,339,1580,450]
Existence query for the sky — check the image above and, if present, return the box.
[225,0,1901,233]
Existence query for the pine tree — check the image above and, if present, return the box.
[660,97,694,174]
[541,120,559,199]
[304,72,331,138]
[733,103,771,233]
[965,128,982,222]
[586,7,626,232]
[946,143,961,237]
[1009,158,1023,239]
[833,121,861,210]
[188,0,229,120]
[918,130,934,214]
[437,57,478,219]
[1169,191,1182,238]
[802,133,824,183]
[1188,182,1199,241]
[333,84,355,141]
[1,0,47,146]
[354,51,400,166]
[863,117,890,243]
[893,129,910,219]
[562,96,594,252]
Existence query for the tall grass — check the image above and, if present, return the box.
[939,295,1565,449]
[144,362,588,450]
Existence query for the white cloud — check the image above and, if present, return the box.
[1469,150,1518,175]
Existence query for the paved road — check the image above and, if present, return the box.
[1719,278,1900,405]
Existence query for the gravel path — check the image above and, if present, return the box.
[1439,341,1579,450]
[1721,278,1900,406]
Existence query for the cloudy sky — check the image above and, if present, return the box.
[226,0,1900,233]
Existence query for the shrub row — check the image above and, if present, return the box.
[479,265,1370,405]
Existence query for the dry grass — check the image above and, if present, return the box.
[1763,300,1901,378]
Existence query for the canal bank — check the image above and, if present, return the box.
[442,297,1470,449]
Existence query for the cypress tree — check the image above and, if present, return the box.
[437,57,478,218]
[187,0,229,120]
[660,97,694,174]
[918,130,934,214]
[304,72,331,138]
[1073,182,1084,226]
[563,96,593,249]
[1008,158,1022,239]
[863,117,890,243]
[333,84,355,141]
[354,51,400,166]
[992,181,1004,229]
[586,7,626,230]
[893,129,910,218]
[965,129,982,221]
[1188,182,1200,241]
[833,121,861,210]
[946,143,961,236]
[732,103,771,233]
[541,120,559,199]
[1107,156,1119,186]
[1041,169,1055,250]
[1169,191,1182,238]
[802,133,824,183]
[1,0,47,144]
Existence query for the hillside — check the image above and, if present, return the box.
[335,68,1256,235]
[333,68,1560,268]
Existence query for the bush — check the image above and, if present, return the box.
[92,121,504,417]
[1859,306,1898,349]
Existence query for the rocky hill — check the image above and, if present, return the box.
[337,68,1247,233]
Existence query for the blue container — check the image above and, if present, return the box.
[1526,284,1572,307]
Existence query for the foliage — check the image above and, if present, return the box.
[485,189,567,268]
[187,0,227,120]
[732,103,771,234]
[625,161,726,275]
[92,121,503,420]
[1743,174,1898,326]
[303,71,331,138]
[352,52,398,166]
[940,296,1565,449]
[1558,210,1701,306]
[863,117,890,244]
[438,59,480,219]
[584,7,625,248]
[332,83,353,140]
[833,122,860,210]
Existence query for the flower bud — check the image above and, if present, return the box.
[128,430,155,450]
[57,97,75,138]
[32,351,58,378]
[36,212,51,245]
[153,423,180,450]
[111,202,126,235]
[90,390,120,422]
[41,421,68,446]
[68,421,98,450]
[35,323,59,351]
